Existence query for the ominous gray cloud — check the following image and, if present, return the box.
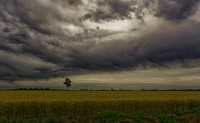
[82,0,134,22]
[0,0,200,81]
[156,0,200,21]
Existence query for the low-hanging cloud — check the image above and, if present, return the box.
[0,0,200,81]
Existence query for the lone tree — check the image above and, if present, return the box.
[64,78,71,90]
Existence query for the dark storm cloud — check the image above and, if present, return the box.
[0,0,200,81]
[82,0,134,22]
[156,0,200,21]
[51,0,83,7]
[82,0,154,22]
[0,50,62,81]
[83,0,200,22]
[71,21,200,70]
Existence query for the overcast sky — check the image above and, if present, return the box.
[1,0,200,89]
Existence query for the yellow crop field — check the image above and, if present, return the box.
[1,90,200,102]
[0,90,200,122]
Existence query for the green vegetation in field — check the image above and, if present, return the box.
[1,99,200,119]
[1,111,200,123]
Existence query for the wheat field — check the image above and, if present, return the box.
[0,90,200,119]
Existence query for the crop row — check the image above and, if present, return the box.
[0,100,200,119]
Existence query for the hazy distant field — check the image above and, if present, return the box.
[0,90,200,123]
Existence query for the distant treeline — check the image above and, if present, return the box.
[15,88,56,90]
[80,89,200,91]
[13,88,200,91]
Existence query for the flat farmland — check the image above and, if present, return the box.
[0,90,200,123]
[1,90,200,102]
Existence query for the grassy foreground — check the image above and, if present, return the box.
[0,90,200,122]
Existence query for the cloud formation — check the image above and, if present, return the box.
[156,0,200,20]
[0,0,200,81]
[82,0,134,22]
